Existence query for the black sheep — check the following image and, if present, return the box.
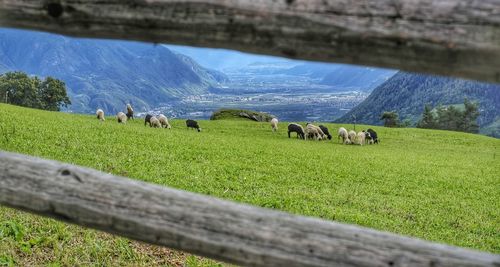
[144,114,153,126]
[363,131,373,144]
[367,128,379,144]
[126,104,134,120]
[288,123,305,139]
[126,111,134,120]
[186,119,201,132]
[318,125,332,140]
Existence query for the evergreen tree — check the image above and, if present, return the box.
[462,98,479,133]
[417,104,436,129]
[436,104,450,130]
[444,105,462,131]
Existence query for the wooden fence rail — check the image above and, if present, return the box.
[0,0,500,83]
[0,1,499,266]
[0,151,499,266]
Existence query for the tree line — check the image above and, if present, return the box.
[380,98,480,133]
[416,98,479,133]
[0,71,71,111]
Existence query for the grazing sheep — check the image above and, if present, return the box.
[348,130,356,144]
[117,112,127,123]
[96,109,105,121]
[287,123,305,139]
[338,127,349,144]
[355,131,366,145]
[305,123,324,140]
[363,131,373,144]
[186,119,201,132]
[126,104,134,120]
[158,114,171,129]
[316,125,327,140]
[367,128,379,144]
[316,127,326,140]
[319,125,332,140]
[306,123,326,140]
[270,118,278,132]
[144,114,153,126]
[150,117,161,128]
[305,126,319,140]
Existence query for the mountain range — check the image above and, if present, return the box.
[0,28,226,114]
[166,44,397,92]
[336,72,500,137]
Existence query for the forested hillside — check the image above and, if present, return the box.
[336,72,500,137]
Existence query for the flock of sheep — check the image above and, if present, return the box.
[95,104,201,131]
[271,118,379,145]
[96,105,378,144]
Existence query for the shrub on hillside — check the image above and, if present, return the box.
[210,108,274,122]
[380,111,400,127]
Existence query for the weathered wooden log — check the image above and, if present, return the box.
[0,151,498,266]
[0,1,500,83]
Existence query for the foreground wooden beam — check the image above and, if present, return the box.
[0,151,499,266]
[0,1,500,84]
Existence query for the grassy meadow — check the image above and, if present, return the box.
[0,103,499,266]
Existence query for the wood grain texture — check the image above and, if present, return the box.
[0,0,500,83]
[0,151,499,266]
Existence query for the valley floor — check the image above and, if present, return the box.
[0,104,499,266]
[145,91,368,122]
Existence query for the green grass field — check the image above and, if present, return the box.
[0,103,499,266]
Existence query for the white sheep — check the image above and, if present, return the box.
[305,126,318,140]
[348,130,356,144]
[355,131,366,145]
[338,127,348,144]
[305,124,323,140]
[270,118,278,132]
[312,124,326,140]
[117,112,127,123]
[96,109,105,121]
[307,123,326,140]
[158,114,171,129]
[150,117,161,128]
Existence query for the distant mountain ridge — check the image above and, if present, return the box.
[319,66,396,90]
[272,63,396,91]
[0,28,226,114]
[166,45,397,92]
[163,44,291,71]
[336,72,500,137]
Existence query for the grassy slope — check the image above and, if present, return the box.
[0,104,499,265]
